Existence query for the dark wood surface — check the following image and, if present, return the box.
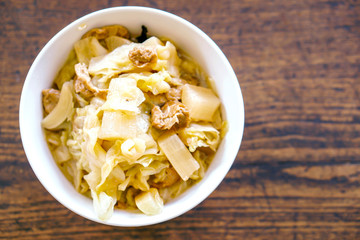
[1,0,360,239]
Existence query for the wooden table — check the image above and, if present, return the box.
[1,0,360,239]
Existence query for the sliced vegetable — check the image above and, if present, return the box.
[181,84,220,122]
[98,111,138,140]
[74,37,108,65]
[135,188,163,215]
[91,190,117,221]
[54,49,78,89]
[42,81,74,129]
[178,123,220,152]
[101,77,145,113]
[157,131,199,181]
[105,36,131,52]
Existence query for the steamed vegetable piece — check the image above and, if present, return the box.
[158,131,200,181]
[181,84,221,121]
[178,123,220,152]
[135,188,164,215]
[74,37,108,65]
[91,190,117,221]
[155,41,180,77]
[121,138,146,161]
[98,111,139,140]
[41,81,74,129]
[105,36,131,52]
[101,77,145,113]
[126,71,172,95]
[54,50,78,89]
[87,43,137,83]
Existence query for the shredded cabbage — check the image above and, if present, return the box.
[91,190,117,221]
[125,71,172,95]
[178,123,220,152]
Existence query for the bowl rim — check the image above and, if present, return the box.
[19,6,245,227]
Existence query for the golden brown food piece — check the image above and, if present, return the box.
[165,87,182,101]
[82,25,130,40]
[151,100,190,130]
[74,63,108,99]
[150,167,180,188]
[42,88,60,114]
[128,46,157,68]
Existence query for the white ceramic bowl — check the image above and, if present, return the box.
[19,6,244,226]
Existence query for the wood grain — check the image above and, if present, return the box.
[1,0,360,239]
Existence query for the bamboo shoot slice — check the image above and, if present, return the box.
[157,131,199,181]
[135,188,163,215]
[181,84,220,122]
[42,81,74,129]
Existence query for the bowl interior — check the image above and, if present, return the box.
[19,6,244,226]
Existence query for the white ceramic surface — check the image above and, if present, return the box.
[19,6,244,227]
